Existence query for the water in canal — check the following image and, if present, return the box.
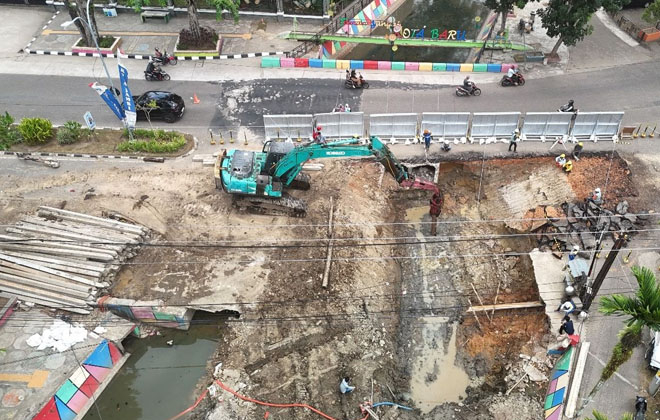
[82,320,221,420]
[344,0,490,62]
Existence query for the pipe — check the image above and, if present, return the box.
[372,401,413,411]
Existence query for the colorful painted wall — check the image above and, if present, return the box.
[33,340,123,420]
[544,346,574,420]
[98,296,194,330]
[322,0,399,57]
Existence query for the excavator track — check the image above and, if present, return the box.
[232,193,307,217]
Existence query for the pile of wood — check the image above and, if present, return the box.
[0,206,149,314]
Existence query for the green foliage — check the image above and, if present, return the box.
[600,326,641,381]
[56,121,84,145]
[118,129,186,153]
[0,111,22,150]
[123,0,167,12]
[643,0,660,24]
[18,117,53,145]
[210,0,240,22]
[539,0,630,52]
[585,410,634,420]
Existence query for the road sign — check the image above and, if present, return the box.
[83,111,96,130]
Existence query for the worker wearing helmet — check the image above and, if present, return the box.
[313,125,325,144]
[572,141,583,160]
[563,160,573,173]
[555,153,566,167]
[590,187,602,205]
[423,129,432,152]
[509,128,520,152]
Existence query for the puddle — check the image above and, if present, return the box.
[410,322,469,413]
[82,322,220,420]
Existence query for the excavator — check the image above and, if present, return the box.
[214,136,438,217]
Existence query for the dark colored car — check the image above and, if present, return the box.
[133,91,185,123]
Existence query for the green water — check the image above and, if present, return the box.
[344,0,490,62]
[82,324,220,420]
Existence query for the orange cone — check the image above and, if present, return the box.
[193,93,200,104]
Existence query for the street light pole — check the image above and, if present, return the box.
[62,0,116,95]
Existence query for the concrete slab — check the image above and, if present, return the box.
[529,249,568,336]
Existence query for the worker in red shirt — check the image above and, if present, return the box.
[429,192,443,236]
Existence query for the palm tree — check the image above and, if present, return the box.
[584,410,633,420]
[577,266,660,416]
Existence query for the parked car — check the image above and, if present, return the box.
[133,91,185,123]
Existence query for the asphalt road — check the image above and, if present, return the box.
[1,59,658,144]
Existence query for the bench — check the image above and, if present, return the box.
[141,10,171,23]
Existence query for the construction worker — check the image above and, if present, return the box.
[340,377,355,394]
[572,141,583,161]
[509,128,520,152]
[313,126,325,144]
[429,192,443,236]
[569,245,580,261]
[555,154,566,167]
[423,129,432,152]
[563,160,573,173]
[590,188,602,205]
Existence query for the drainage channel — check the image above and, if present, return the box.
[82,314,226,420]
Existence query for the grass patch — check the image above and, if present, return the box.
[76,36,117,48]
[117,129,186,153]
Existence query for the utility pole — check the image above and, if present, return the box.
[581,236,625,314]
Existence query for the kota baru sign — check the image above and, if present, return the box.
[340,19,468,40]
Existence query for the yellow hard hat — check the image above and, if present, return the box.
[560,154,565,158]
[578,142,583,146]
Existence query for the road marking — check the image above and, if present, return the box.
[42,29,252,39]
[587,351,639,390]
[0,370,49,388]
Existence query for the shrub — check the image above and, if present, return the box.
[118,129,186,153]
[0,112,22,150]
[57,121,84,145]
[18,117,53,145]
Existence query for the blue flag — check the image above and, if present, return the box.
[117,63,136,128]
[89,82,125,121]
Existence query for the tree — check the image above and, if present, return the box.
[65,0,99,47]
[584,410,633,420]
[538,0,630,57]
[576,266,660,416]
[642,0,660,24]
[485,0,529,32]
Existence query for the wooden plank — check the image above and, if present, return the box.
[0,253,103,277]
[12,224,123,254]
[0,272,90,299]
[1,231,120,255]
[21,217,140,244]
[322,197,334,289]
[0,242,115,262]
[0,278,89,306]
[1,291,90,314]
[466,301,544,313]
[0,253,107,287]
[0,265,91,294]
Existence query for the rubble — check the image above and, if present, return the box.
[526,199,648,252]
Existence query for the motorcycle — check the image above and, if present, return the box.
[501,73,525,87]
[456,84,481,97]
[344,71,369,89]
[144,67,170,81]
[634,396,647,420]
[558,102,578,113]
[153,49,177,66]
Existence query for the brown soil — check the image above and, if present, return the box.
[10,129,194,156]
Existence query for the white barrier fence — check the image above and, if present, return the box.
[264,114,314,140]
[369,113,418,141]
[315,112,364,138]
[262,111,625,144]
[421,113,470,140]
[521,112,573,141]
[572,112,624,141]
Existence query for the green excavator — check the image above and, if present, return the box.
[214,136,438,217]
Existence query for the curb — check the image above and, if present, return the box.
[25,49,287,60]
[0,151,143,160]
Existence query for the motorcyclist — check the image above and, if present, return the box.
[349,69,362,88]
[145,61,162,77]
[154,47,163,59]
[463,76,474,94]
[560,100,576,113]
[507,67,521,85]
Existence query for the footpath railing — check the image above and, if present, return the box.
[262,111,625,144]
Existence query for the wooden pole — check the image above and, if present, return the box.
[467,297,482,331]
[322,197,335,289]
[491,280,501,320]
[471,283,492,323]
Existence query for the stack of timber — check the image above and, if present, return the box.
[0,206,149,314]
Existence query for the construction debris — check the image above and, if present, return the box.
[529,200,649,251]
[0,206,149,314]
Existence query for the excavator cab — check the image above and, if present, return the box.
[263,140,296,176]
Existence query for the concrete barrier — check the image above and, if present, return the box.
[336,59,350,69]
[433,63,447,71]
[350,60,364,69]
[405,62,419,71]
[419,62,432,71]
[392,61,405,70]
[323,59,336,68]
[294,57,308,67]
[364,60,379,70]
[473,63,488,72]
[447,63,460,71]
[460,63,473,72]
[309,58,323,68]
[261,56,280,67]
[280,57,294,67]
[378,61,391,70]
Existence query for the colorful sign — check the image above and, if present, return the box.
[339,18,467,40]
[544,346,573,420]
[117,63,136,129]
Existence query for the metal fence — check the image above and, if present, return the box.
[521,112,573,141]
[421,113,470,140]
[264,114,314,140]
[471,112,521,138]
[314,112,364,138]
[572,112,624,140]
[369,113,418,140]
